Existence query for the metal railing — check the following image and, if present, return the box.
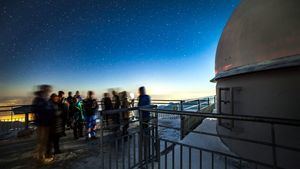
[0,105,33,136]
[98,105,300,169]
[97,97,214,115]
[1,96,299,169]
[0,96,214,138]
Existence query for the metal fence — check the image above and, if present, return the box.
[0,96,214,138]
[98,106,300,169]
[3,96,299,169]
[0,105,33,136]
[98,97,215,118]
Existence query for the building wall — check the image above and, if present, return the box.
[216,66,300,168]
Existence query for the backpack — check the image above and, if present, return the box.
[84,99,98,116]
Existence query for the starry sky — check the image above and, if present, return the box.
[0,0,240,99]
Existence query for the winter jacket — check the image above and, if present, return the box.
[102,97,113,111]
[83,98,98,116]
[113,95,121,109]
[31,96,53,126]
[138,95,151,120]
[49,100,65,136]
[74,101,85,122]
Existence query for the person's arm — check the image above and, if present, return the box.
[82,100,87,117]
[93,99,99,113]
[147,96,151,105]
[137,96,141,107]
[95,99,99,110]
[101,99,105,110]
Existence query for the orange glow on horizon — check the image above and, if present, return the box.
[0,113,34,122]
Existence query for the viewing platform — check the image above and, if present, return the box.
[1,96,300,169]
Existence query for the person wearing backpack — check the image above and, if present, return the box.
[101,92,113,125]
[112,91,121,131]
[71,97,85,139]
[31,85,53,163]
[58,91,69,136]
[137,86,151,161]
[83,91,99,140]
[66,91,74,129]
[48,93,64,155]
[74,90,83,101]
[120,91,130,136]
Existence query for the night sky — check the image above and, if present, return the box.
[0,0,239,99]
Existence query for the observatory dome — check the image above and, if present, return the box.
[215,0,300,78]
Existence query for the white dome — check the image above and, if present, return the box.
[215,0,300,75]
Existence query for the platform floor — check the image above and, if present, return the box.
[0,118,246,169]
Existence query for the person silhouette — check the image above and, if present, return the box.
[83,91,99,140]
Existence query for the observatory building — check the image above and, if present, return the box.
[213,0,300,168]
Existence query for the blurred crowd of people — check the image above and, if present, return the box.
[31,85,151,163]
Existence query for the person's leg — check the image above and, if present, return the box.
[62,119,66,136]
[62,113,67,135]
[117,114,120,131]
[41,127,50,158]
[112,114,119,132]
[46,130,53,157]
[78,122,84,137]
[54,135,61,154]
[86,116,91,139]
[73,122,78,139]
[142,121,150,161]
[91,115,97,138]
[123,118,129,135]
[36,126,43,159]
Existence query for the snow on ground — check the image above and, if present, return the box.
[158,116,180,141]
[154,107,250,169]
[158,117,250,169]
[180,118,232,154]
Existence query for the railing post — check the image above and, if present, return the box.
[180,100,184,111]
[24,112,29,129]
[271,123,278,169]
[180,101,185,139]
[213,95,216,104]
[100,111,104,169]
[197,100,201,112]
[207,97,210,105]
[10,110,13,130]
[155,107,160,164]
[138,109,143,167]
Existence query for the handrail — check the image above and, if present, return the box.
[0,105,32,108]
[100,105,157,115]
[3,103,299,127]
[96,98,213,103]
[152,99,183,102]
[0,96,213,108]
[140,108,300,126]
